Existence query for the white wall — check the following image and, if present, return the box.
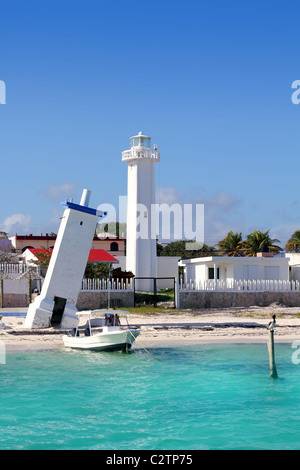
[286,253,300,281]
[2,279,29,294]
[223,263,234,282]
[195,264,206,282]
[186,264,195,284]
[157,257,179,289]
[114,256,126,271]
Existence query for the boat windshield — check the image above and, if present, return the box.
[76,309,130,327]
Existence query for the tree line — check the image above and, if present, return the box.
[157,229,300,258]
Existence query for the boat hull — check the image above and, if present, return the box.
[63,329,140,352]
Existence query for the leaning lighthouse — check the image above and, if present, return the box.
[122,132,160,291]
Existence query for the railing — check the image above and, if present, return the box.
[81,278,133,291]
[0,263,40,275]
[180,278,300,292]
[122,149,160,161]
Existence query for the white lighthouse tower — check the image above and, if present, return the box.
[122,132,160,291]
[25,189,106,329]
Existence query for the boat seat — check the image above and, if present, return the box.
[84,327,91,336]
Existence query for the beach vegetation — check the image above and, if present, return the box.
[215,229,282,257]
[285,230,300,253]
[241,230,282,256]
[215,231,243,256]
[0,252,19,263]
[158,229,283,259]
[84,261,111,279]
[157,240,217,259]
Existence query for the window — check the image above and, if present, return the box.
[110,242,118,252]
[243,265,258,280]
[208,267,219,280]
[264,266,280,280]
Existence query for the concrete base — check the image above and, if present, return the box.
[24,296,78,329]
[25,297,55,328]
[60,304,79,329]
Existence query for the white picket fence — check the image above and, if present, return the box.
[180,278,300,292]
[0,263,40,275]
[81,278,133,291]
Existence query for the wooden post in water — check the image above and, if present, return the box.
[268,329,278,379]
[0,279,3,308]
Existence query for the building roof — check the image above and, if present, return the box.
[88,249,118,263]
[179,256,288,265]
[14,235,56,240]
[28,248,53,260]
[27,248,118,263]
[10,234,124,241]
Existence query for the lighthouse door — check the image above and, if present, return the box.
[50,296,67,326]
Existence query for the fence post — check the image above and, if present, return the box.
[175,277,180,309]
[268,329,278,379]
[0,279,3,308]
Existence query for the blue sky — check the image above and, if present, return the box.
[1,0,300,247]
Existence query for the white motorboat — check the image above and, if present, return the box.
[62,309,140,352]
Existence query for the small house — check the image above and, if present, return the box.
[180,252,289,287]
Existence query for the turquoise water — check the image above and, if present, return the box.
[0,343,300,450]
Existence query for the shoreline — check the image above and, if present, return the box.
[1,304,300,352]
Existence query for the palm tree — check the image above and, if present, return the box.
[285,230,300,253]
[241,229,282,257]
[216,231,243,256]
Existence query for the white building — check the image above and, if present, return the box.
[122,132,159,291]
[285,253,300,281]
[180,253,289,288]
[9,233,125,256]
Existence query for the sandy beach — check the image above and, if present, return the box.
[1,303,300,352]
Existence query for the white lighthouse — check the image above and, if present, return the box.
[25,189,106,329]
[122,132,160,291]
